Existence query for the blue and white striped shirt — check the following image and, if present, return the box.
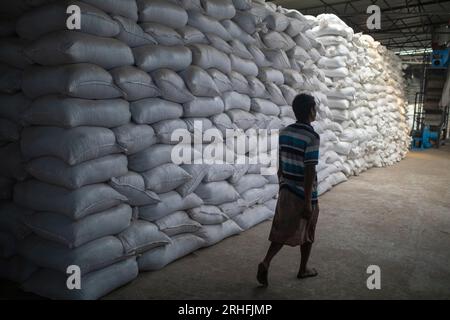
[278,122,320,204]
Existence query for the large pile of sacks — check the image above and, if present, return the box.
[0,0,409,299]
[302,14,410,194]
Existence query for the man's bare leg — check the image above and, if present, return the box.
[257,242,283,286]
[262,242,283,268]
[297,242,318,279]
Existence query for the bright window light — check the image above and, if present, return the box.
[395,48,433,56]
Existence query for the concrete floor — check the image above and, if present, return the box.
[104,145,450,300]
[2,145,450,299]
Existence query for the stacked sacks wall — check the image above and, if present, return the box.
[0,0,409,299]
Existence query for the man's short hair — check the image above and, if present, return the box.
[292,93,316,122]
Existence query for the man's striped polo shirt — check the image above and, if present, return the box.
[278,122,320,204]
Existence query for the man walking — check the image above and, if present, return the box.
[257,93,321,286]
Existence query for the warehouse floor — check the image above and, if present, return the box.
[2,145,450,300]
[104,145,450,300]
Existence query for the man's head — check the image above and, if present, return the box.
[292,93,317,123]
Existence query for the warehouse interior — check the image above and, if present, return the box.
[0,0,449,300]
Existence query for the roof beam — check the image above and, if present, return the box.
[363,21,445,32]
[299,0,450,13]
[386,39,432,46]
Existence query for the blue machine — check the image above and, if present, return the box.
[411,126,439,150]
[431,48,449,68]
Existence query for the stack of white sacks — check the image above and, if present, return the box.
[0,0,409,299]
[1,0,145,300]
[302,13,410,194]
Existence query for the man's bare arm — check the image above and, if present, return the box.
[303,164,316,219]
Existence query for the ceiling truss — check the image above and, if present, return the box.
[275,0,450,53]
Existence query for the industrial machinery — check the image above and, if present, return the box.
[411,48,449,149]
[431,48,449,68]
[411,125,439,149]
